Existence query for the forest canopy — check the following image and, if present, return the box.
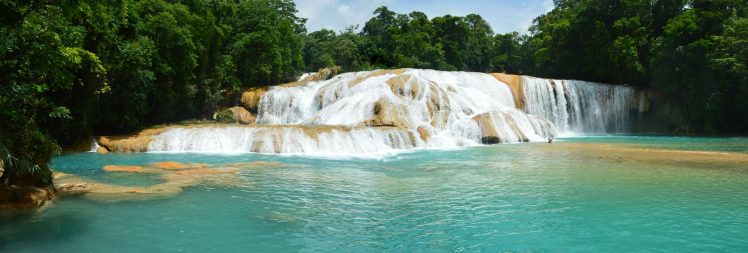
[1,0,747,186]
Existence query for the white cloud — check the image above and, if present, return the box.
[337,4,352,17]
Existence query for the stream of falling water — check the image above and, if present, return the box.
[522,76,636,134]
[146,69,638,155]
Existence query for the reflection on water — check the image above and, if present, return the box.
[2,136,747,252]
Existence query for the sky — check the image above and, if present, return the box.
[295,0,555,34]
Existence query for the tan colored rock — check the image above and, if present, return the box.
[472,111,529,144]
[176,168,238,175]
[102,165,148,173]
[152,161,193,170]
[490,73,524,109]
[361,98,410,128]
[99,124,238,153]
[96,147,109,154]
[348,68,407,87]
[387,74,419,99]
[298,66,342,82]
[472,113,501,144]
[417,127,430,142]
[229,106,256,124]
[54,161,292,202]
[97,135,152,153]
[240,87,267,112]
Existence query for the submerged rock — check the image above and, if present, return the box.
[102,165,148,173]
[54,161,286,202]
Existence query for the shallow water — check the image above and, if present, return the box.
[2,136,748,252]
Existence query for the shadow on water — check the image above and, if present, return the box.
[0,206,90,251]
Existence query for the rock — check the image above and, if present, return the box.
[213,108,235,123]
[417,126,430,142]
[240,87,267,113]
[229,106,255,124]
[472,113,502,144]
[490,73,524,110]
[102,165,148,173]
[0,186,55,209]
[96,147,109,154]
[387,74,419,99]
[152,161,194,170]
[56,183,91,197]
[96,128,164,153]
[214,107,256,124]
[176,168,238,175]
[298,66,341,82]
[360,98,411,128]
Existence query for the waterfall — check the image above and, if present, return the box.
[521,77,636,134]
[135,69,641,155]
[148,126,416,155]
[146,69,559,155]
[89,137,101,152]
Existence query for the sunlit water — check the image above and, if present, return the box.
[2,136,748,252]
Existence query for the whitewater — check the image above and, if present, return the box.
[145,69,638,155]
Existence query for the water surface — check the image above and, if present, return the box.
[2,136,748,252]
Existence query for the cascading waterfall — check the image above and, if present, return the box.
[522,77,636,134]
[89,137,101,152]
[141,69,638,155]
[146,69,561,155]
[148,126,416,155]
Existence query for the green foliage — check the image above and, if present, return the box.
[524,0,748,133]
[212,107,235,124]
[0,0,307,187]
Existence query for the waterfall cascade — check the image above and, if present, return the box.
[135,69,640,155]
[521,77,636,134]
[89,137,101,152]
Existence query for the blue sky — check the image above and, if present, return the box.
[295,0,555,34]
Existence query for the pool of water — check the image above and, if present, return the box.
[2,136,748,252]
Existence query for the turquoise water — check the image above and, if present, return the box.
[2,136,748,252]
